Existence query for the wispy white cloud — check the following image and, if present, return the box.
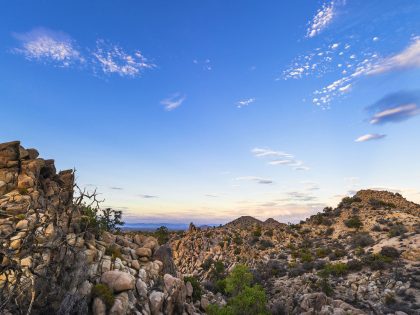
[93,39,155,77]
[13,27,83,67]
[235,176,274,184]
[161,93,186,111]
[236,98,256,109]
[355,133,386,142]
[306,1,337,38]
[370,104,419,124]
[367,91,420,124]
[368,37,420,74]
[138,194,158,199]
[252,148,293,159]
[252,147,309,171]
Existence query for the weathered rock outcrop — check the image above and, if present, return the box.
[0,141,201,315]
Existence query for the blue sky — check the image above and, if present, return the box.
[1,1,420,224]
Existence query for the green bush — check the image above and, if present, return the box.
[351,232,374,248]
[300,250,313,263]
[252,225,262,237]
[225,264,253,296]
[154,226,170,244]
[325,227,335,236]
[317,278,333,296]
[363,253,393,270]
[369,198,396,209]
[105,244,122,260]
[339,196,362,208]
[316,247,331,258]
[319,262,348,277]
[388,224,407,238]
[344,216,363,229]
[380,246,400,258]
[259,239,274,250]
[92,284,114,309]
[233,235,243,245]
[81,206,124,234]
[207,265,269,315]
[264,229,273,237]
[18,187,29,195]
[184,276,202,301]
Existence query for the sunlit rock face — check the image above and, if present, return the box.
[0,141,201,315]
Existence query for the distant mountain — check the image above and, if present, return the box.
[123,222,218,231]
[225,215,263,228]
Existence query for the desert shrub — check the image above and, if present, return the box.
[233,247,241,255]
[369,198,396,209]
[388,224,407,238]
[259,239,274,250]
[347,259,363,271]
[371,224,382,232]
[233,235,242,245]
[202,258,214,271]
[354,246,365,256]
[345,216,363,229]
[302,261,314,271]
[329,248,346,261]
[363,253,393,270]
[211,261,226,280]
[288,265,305,277]
[300,250,313,263]
[105,244,122,260]
[184,276,202,301]
[264,229,273,237]
[317,278,333,296]
[301,239,313,248]
[154,226,170,244]
[207,285,269,315]
[325,227,334,236]
[339,196,361,208]
[319,262,348,277]
[92,284,114,309]
[81,206,124,234]
[18,187,29,195]
[316,247,331,258]
[15,214,26,220]
[252,225,262,237]
[314,259,326,270]
[225,264,253,296]
[351,232,374,248]
[380,246,400,258]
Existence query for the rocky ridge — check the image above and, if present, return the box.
[171,190,420,314]
[0,141,204,315]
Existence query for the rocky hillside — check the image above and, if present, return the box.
[1,140,419,315]
[171,190,420,314]
[0,141,205,315]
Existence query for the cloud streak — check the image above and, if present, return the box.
[368,37,420,74]
[138,194,158,199]
[236,98,256,109]
[161,93,186,111]
[252,147,309,171]
[367,91,420,124]
[355,133,386,142]
[236,176,274,184]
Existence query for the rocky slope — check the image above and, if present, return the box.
[171,190,420,314]
[1,140,419,315]
[0,141,203,315]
